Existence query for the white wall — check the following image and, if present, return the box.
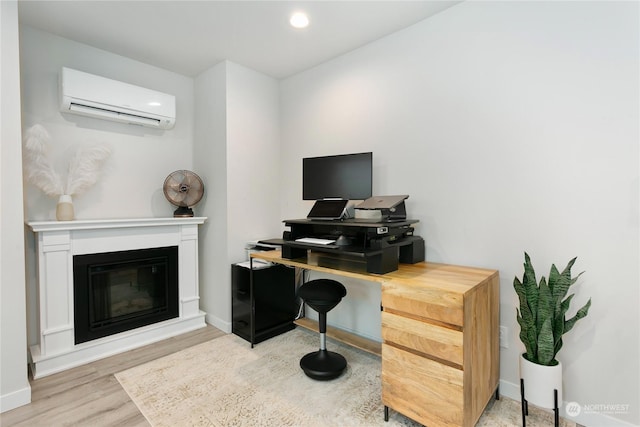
[280,2,639,426]
[6,2,639,424]
[226,61,282,258]
[19,25,195,221]
[0,0,31,412]
[18,25,281,354]
[194,62,229,330]
[195,61,280,331]
[19,26,197,346]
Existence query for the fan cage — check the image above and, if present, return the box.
[163,170,204,217]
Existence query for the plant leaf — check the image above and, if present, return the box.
[536,277,556,365]
[537,316,555,365]
[554,293,574,344]
[522,253,539,326]
[564,298,592,333]
[554,336,564,359]
[514,253,539,360]
[516,308,535,359]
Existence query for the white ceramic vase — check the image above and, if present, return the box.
[520,353,563,409]
[56,194,75,221]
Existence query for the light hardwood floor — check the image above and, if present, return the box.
[1,325,225,427]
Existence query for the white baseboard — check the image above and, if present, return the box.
[30,312,206,379]
[499,379,639,427]
[206,313,231,333]
[0,385,31,413]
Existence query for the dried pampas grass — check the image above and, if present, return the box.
[65,144,111,197]
[22,124,111,198]
[22,125,64,197]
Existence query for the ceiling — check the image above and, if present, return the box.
[17,1,460,79]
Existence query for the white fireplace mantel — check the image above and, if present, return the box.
[28,217,207,233]
[27,217,207,378]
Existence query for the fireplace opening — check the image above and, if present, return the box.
[73,246,179,344]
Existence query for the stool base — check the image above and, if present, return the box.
[300,349,347,381]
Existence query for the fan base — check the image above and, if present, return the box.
[173,206,194,217]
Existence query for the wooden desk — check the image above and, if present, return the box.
[251,250,500,427]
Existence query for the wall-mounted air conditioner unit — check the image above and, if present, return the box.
[59,67,176,129]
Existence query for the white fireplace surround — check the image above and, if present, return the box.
[27,217,207,378]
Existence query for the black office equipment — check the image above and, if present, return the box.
[281,218,425,274]
[306,199,348,220]
[302,152,372,201]
[231,261,296,344]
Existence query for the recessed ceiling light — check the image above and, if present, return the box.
[290,12,309,29]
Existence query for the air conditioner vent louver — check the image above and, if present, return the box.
[68,102,162,127]
[59,67,175,129]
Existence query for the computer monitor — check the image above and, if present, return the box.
[302,152,373,201]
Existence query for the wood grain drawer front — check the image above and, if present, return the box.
[382,343,464,427]
[382,283,464,327]
[382,311,463,367]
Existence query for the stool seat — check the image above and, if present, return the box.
[297,279,347,381]
[297,279,347,313]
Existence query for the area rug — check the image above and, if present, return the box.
[116,328,575,427]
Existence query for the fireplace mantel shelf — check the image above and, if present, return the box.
[27,216,208,378]
[27,216,206,232]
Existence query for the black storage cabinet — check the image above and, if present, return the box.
[232,262,296,344]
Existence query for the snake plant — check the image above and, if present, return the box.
[514,253,592,366]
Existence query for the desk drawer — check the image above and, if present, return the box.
[382,343,463,427]
[382,311,463,367]
[382,282,464,327]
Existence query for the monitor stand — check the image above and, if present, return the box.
[334,235,352,246]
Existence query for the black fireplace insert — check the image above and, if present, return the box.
[73,246,179,344]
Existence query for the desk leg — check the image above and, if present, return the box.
[250,258,255,348]
[384,406,389,422]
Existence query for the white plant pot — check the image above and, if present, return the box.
[520,353,563,409]
[56,195,75,221]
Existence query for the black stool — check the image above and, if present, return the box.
[297,279,347,380]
